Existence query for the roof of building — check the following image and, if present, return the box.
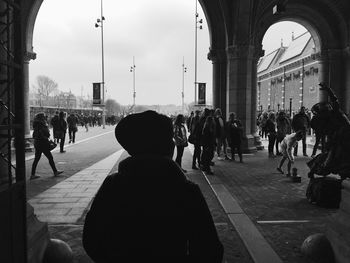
[257,49,279,72]
[279,32,311,63]
[257,31,313,74]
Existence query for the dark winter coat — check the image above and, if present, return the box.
[83,155,223,263]
[67,114,79,131]
[32,119,51,151]
[265,119,277,135]
[226,119,243,146]
[50,115,60,138]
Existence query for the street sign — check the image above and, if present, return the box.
[92,82,102,105]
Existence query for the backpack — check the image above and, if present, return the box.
[306,177,342,208]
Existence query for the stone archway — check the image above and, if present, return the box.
[253,1,349,111]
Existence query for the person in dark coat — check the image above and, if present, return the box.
[291,106,310,156]
[58,111,68,153]
[173,114,188,172]
[226,112,243,162]
[189,110,201,169]
[67,113,79,143]
[30,112,63,179]
[200,116,216,175]
[83,110,223,263]
[50,110,60,144]
[266,112,277,157]
[214,108,229,160]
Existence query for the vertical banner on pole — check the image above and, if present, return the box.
[197,82,206,105]
[92,82,101,105]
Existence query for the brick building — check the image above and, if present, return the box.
[257,32,320,115]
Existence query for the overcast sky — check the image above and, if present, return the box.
[29,0,307,106]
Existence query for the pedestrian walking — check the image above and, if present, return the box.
[83,110,223,262]
[189,110,201,169]
[50,110,60,144]
[200,116,216,175]
[67,113,79,143]
[58,111,67,153]
[266,112,277,157]
[226,112,243,162]
[277,131,303,176]
[173,114,188,173]
[292,106,310,156]
[214,108,229,160]
[30,112,63,180]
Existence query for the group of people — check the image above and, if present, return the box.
[172,108,244,175]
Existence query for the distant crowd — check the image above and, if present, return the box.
[172,108,244,175]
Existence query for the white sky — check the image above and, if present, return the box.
[29,1,307,106]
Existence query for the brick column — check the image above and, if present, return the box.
[226,44,257,152]
[208,48,227,119]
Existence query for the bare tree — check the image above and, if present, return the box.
[33,75,58,106]
[105,99,121,116]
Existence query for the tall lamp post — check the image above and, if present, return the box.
[194,0,203,105]
[95,0,106,129]
[130,56,136,108]
[182,57,187,114]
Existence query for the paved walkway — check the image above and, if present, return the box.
[28,149,124,223]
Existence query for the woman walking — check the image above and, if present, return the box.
[30,112,63,180]
[173,114,188,172]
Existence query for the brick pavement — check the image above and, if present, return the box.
[28,149,124,223]
[202,138,338,263]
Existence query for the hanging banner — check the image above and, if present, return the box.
[92,82,101,105]
[197,82,206,105]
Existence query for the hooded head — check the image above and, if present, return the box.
[115,110,175,157]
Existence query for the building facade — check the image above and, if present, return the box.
[257,32,320,115]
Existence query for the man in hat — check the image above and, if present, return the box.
[83,110,223,262]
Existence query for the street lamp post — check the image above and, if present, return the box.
[95,0,106,129]
[130,56,136,108]
[182,57,187,114]
[194,0,203,105]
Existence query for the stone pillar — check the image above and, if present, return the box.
[23,51,36,152]
[326,180,350,263]
[208,48,227,119]
[317,52,329,102]
[226,44,257,152]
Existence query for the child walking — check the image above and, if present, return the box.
[277,131,303,176]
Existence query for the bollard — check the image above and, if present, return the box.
[291,167,301,183]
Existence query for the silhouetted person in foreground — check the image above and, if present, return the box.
[83,110,223,263]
